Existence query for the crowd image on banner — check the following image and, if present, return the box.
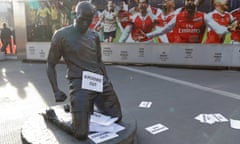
[0,2,16,55]
[0,23,16,55]
[25,0,240,44]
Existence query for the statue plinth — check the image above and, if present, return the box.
[21,105,137,144]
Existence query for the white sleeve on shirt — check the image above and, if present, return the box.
[204,13,229,36]
[118,24,132,43]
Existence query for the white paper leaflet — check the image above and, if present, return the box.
[88,112,125,143]
[139,101,152,108]
[230,119,240,129]
[145,123,168,135]
[90,112,118,126]
[88,132,118,144]
[82,71,103,92]
[90,122,125,133]
[194,113,228,124]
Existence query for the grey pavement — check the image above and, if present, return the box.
[1,60,240,144]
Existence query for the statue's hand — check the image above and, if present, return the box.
[54,91,67,102]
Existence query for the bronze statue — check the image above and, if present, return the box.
[46,1,122,140]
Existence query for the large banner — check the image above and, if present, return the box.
[24,0,240,67]
[25,0,240,44]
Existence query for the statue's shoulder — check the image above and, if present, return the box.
[88,29,99,38]
[55,25,74,36]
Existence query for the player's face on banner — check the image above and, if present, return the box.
[185,0,197,14]
[220,0,229,11]
[107,1,114,11]
[138,0,148,12]
[120,1,124,9]
[162,0,175,10]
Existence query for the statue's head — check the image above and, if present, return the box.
[75,1,95,33]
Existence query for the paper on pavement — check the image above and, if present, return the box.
[194,113,228,124]
[145,123,168,135]
[139,101,152,108]
[230,119,240,129]
[90,122,125,133]
[90,112,118,126]
[88,132,118,144]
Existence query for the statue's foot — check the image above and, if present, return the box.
[41,108,74,135]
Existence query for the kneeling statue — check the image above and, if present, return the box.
[46,1,122,140]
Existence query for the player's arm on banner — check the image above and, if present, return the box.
[116,17,124,32]
[146,16,176,38]
[204,13,236,35]
[118,24,132,43]
[95,11,105,32]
